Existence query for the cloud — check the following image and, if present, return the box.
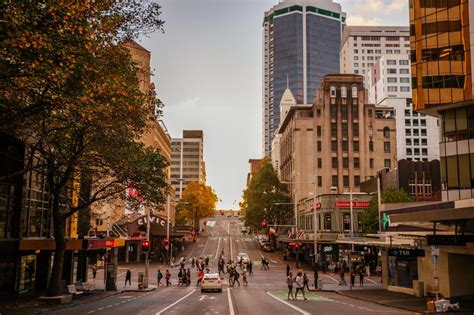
[354,0,407,13]
[346,15,381,26]
[168,96,200,111]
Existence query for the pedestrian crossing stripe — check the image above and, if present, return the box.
[269,290,334,302]
[208,236,218,240]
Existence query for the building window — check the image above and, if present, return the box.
[342,123,348,137]
[369,141,374,152]
[405,109,411,116]
[343,176,349,187]
[387,77,397,83]
[317,109,321,117]
[406,129,411,136]
[414,138,419,146]
[406,139,412,146]
[317,125,322,136]
[317,141,322,152]
[400,69,409,74]
[420,119,426,126]
[405,119,411,126]
[317,158,322,168]
[343,157,349,169]
[387,59,397,65]
[331,123,337,137]
[341,104,348,119]
[342,141,348,152]
[388,86,398,92]
[387,69,397,74]
[383,127,390,138]
[399,59,409,65]
[422,148,428,156]
[331,104,337,118]
[354,176,360,187]
[318,176,322,187]
[353,141,359,152]
[421,129,427,136]
[332,157,338,168]
[400,87,410,92]
[331,141,337,152]
[352,86,358,98]
[330,86,336,98]
[352,104,359,118]
[406,148,412,156]
[353,123,359,137]
[341,86,347,98]
[343,214,351,232]
[368,109,373,117]
[384,142,391,152]
[332,175,338,187]
[354,157,360,169]
[400,77,410,83]
[384,159,391,169]
[369,158,374,169]
[324,214,332,231]
[421,139,427,146]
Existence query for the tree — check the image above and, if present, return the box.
[176,182,218,228]
[241,159,292,229]
[1,1,167,297]
[359,188,414,234]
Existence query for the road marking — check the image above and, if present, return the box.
[365,277,377,284]
[322,274,339,284]
[155,289,196,315]
[229,237,233,259]
[266,292,311,315]
[227,288,235,315]
[215,236,221,260]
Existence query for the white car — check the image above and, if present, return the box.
[201,273,222,292]
[237,253,250,264]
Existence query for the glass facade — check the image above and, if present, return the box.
[410,0,472,112]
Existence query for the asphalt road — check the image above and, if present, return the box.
[50,216,415,315]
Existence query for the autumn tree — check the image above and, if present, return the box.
[241,159,292,229]
[1,1,167,297]
[176,182,218,228]
[359,188,414,234]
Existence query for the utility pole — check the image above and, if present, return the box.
[166,194,171,265]
[144,206,150,289]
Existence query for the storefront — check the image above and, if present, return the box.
[387,248,424,289]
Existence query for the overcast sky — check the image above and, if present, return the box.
[139,0,409,210]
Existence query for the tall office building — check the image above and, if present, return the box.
[171,130,206,201]
[262,0,346,156]
[410,0,474,201]
[340,26,411,77]
[367,54,440,161]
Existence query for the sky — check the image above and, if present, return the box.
[139,0,409,210]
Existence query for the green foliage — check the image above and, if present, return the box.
[241,159,292,229]
[176,182,218,227]
[359,188,414,234]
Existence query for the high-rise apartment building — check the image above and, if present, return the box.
[278,74,397,212]
[367,54,440,161]
[340,26,410,77]
[262,0,346,156]
[171,130,206,201]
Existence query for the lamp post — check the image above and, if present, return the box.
[144,205,150,289]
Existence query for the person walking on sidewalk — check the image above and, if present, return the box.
[248,260,253,276]
[339,267,347,285]
[125,269,131,286]
[303,272,310,291]
[358,265,365,287]
[165,270,171,286]
[314,264,319,290]
[294,272,307,300]
[287,271,295,301]
[286,264,290,276]
[187,268,191,285]
[92,265,97,280]
[157,269,163,286]
[191,257,195,268]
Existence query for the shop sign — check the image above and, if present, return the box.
[323,245,333,253]
[335,201,369,208]
[388,248,425,257]
[87,238,125,250]
[310,203,321,210]
[289,242,302,247]
[137,215,168,227]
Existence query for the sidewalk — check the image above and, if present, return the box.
[336,289,474,314]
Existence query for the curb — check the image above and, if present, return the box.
[335,290,428,314]
[37,290,124,314]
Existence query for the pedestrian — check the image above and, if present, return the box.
[171,257,175,268]
[205,256,209,267]
[187,268,191,285]
[165,270,171,286]
[242,269,248,286]
[191,257,195,268]
[228,268,235,287]
[287,271,295,300]
[303,272,310,291]
[365,264,371,277]
[376,263,382,277]
[178,268,183,286]
[314,264,319,290]
[125,269,131,286]
[350,269,356,287]
[248,260,253,276]
[92,265,97,280]
[339,267,347,285]
[358,265,365,287]
[233,269,241,287]
[197,269,203,286]
[294,272,307,300]
[157,269,163,286]
[286,263,290,276]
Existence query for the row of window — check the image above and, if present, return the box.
[332,157,360,169]
[406,148,429,156]
[387,68,410,74]
[386,59,409,65]
[406,138,428,146]
[387,77,410,83]
[405,129,428,136]
[388,86,410,92]
[332,175,361,187]
[300,213,357,232]
[404,109,426,117]
[442,106,474,142]
[405,119,427,126]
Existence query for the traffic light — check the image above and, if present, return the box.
[142,240,150,252]
[261,220,268,228]
[163,238,169,246]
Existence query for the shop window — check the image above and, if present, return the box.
[343,214,351,232]
[324,214,332,231]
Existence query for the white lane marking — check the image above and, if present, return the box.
[215,236,221,260]
[322,274,339,284]
[266,292,310,315]
[155,289,196,315]
[365,277,377,284]
[229,236,233,259]
[227,288,235,315]
[201,237,210,257]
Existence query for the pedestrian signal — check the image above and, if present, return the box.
[142,240,150,252]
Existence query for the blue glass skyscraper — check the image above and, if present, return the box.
[263,0,346,156]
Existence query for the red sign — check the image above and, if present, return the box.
[87,238,125,250]
[310,203,321,210]
[335,201,369,208]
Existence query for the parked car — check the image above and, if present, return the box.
[201,273,222,292]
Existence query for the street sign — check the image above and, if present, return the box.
[388,248,425,257]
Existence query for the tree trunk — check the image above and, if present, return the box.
[46,196,66,297]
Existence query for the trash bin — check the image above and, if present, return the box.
[318,279,324,290]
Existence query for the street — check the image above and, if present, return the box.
[48,216,415,315]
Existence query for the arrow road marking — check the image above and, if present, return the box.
[266,291,311,315]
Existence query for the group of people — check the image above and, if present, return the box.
[286,267,310,301]
[227,265,248,287]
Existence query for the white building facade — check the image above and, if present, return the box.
[340,26,410,78]
[367,55,440,161]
